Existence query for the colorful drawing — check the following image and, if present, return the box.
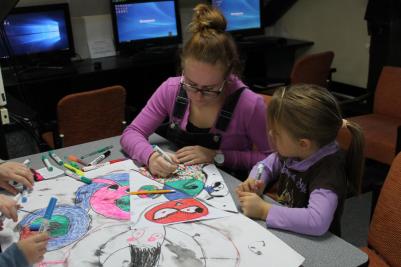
[75,173,130,220]
[144,198,209,224]
[138,164,238,212]
[18,205,90,251]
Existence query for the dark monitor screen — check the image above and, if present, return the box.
[211,0,263,36]
[111,0,182,50]
[0,3,74,59]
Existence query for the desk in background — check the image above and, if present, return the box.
[1,38,313,123]
[9,134,368,267]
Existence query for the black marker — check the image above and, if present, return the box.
[89,150,111,166]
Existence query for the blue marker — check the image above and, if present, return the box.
[40,197,57,232]
[21,188,28,203]
[29,224,41,231]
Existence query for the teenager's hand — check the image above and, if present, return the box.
[148,152,178,177]
[237,191,271,220]
[0,162,34,194]
[176,146,215,165]
[18,232,49,265]
[236,177,265,195]
[0,195,20,222]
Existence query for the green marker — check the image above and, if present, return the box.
[49,151,63,165]
[42,155,53,171]
[64,170,92,184]
[80,145,113,159]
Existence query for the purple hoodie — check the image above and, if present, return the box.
[121,75,271,170]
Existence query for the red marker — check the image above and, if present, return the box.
[31,168,44,181]
[82,158,126,172]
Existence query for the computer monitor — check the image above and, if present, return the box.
[211,0,263,38]
[111,0,182,52]
[0,3,75,60]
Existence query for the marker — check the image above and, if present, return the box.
[63,163,84,176]
[82,158,126,172]
[29,224,41,231]
[49,151,63,165]
[152,145,173,164]
[66,160,80,169]
[64,170,92,184]
[256,163,264,180]
[127,189,176,195]
[21,188,28,203]
[80,145,113,159]
[40,197,57,232]
[89,150,111,166]
[23,159,31,166]
[42,155,53,171]
[31,168,44,182]
[67,155,88,166]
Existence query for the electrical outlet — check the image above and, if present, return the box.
[0,108,10,125]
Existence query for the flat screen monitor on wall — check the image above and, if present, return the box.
[0,3,75,60]
[211,0,263,38]
[111,0,182,52]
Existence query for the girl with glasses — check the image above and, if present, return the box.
[121,4,272,178]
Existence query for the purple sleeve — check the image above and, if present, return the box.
[223,96,271,169]
[249,152,281,185]
[266,189,338,236]
[120,79,176,165]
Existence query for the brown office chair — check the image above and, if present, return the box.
[42,85,126,148]
[253,51,335,94]
[337,66,401,165]
[360,152,401,267]
[290,51,335,88]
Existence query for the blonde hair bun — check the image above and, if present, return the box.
[189,4,226,34]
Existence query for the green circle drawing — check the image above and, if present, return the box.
[165,179,204,196]
[116,195,130,211]
[32,215,69,237]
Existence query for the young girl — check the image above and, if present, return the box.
[236,84,364,236]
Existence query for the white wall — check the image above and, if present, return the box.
[267,0,370,88]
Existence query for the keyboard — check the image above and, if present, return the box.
[16,65,77,81]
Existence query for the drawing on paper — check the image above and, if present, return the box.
[18,205,90,251]
[138,164,237,212]
[75,172,130,220]
[144,198,209,224]
[66,220,241,267]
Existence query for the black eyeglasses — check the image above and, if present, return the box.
[180,75,226,98]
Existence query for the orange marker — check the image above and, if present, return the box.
[67,155,88,166]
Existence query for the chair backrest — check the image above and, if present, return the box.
[368,152,401,266]
[57,85,126,147]
[258,93,272,106]
[290,51,334,88]
[374,66,401,118]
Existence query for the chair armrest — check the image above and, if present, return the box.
[337,92,372,106]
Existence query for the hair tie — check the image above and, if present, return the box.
[342,119,348,128]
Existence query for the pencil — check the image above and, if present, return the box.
[127,189,176,195]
